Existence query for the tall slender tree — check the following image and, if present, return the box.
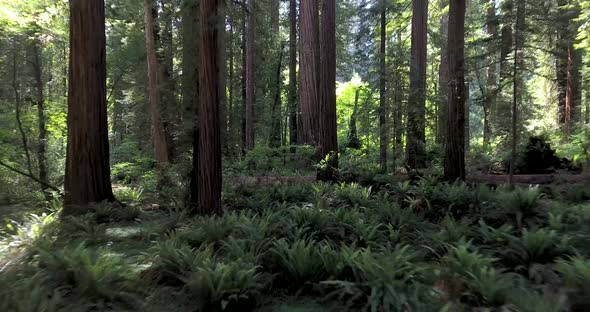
[288,0,298,146]
[144,0,174,166]
[31,37,50,200]
[437,1,448,144]
[245,0,256,150]
[406,0,428,169]
[444,0,466,181]
[484,0,498,145]
[193,0,223,215]
[379,1,388,172]
[64,0,115,214]
[318,0,338,181]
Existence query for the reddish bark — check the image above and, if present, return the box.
[64,0,115,213]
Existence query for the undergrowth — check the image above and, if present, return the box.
[0,178,589,311]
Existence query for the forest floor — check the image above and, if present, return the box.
[1,178,590,311]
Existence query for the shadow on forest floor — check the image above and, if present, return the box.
[1,179,590,311]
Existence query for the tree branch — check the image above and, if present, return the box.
[0,160,62,195]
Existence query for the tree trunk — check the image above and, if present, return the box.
[406,0,428,169]
[509,0,525,186]
[159,0,177,160]
[347,88,361,149]
[218,2,228,156]
[379,2,388,172]
[271,0,280,34]
[64,0,115,213]
[556,0,582,138]
[193,0,223,215]
[241,11,247,154]
[244,0,256,151]
[11,52,33,177]
[31,38,50,200]
[269,45,284,147]
[317,0,338,182]
[182,0,199,149]
[394,31,404,162]
[144,0,172,164]
[228,19,235,156]
[183,0,200,208]
[444,0,466,181]
[437,2,448,144]
[484,0,497,145]
[288,0,298,146]
[299,0,320,145]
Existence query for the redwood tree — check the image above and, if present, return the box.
[444,0,466,181]
[64,0,115,213]
[144,0,174,164]
[193,0,223,215]
[318,0,338,181]
[288,0,298,145]
[484,0,498,145]
[406,0,428,169]
[299,0,320,145]
[379,0,388,172]
[245,0,256,150]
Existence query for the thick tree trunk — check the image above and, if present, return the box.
[183,0,200,207]
[288,0,298,146]
[317,0,338,182]
[245,0,256,150]
[144,0,172,164]
[182,0,199,153]
[406,0,428,169]
[193,0,223,215]
[31,39,50,200]
[444,0,466,181]
[437,3,448,144]
[484,0,497,145]
[299,0,320,146]
[64,0,115,213]
[379,2,388,172]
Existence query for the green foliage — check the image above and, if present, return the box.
[33,244,141,309]
[227,146,316,176]
[555,257,590,310]
[182,261,261,311]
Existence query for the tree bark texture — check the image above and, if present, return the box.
[64,0,115,213]
[299,0,320,145]
[195,0,223,215]
[317,0,338,181]
[444,0,466,181]
[144,0,173,164]
[406,0,428,169]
